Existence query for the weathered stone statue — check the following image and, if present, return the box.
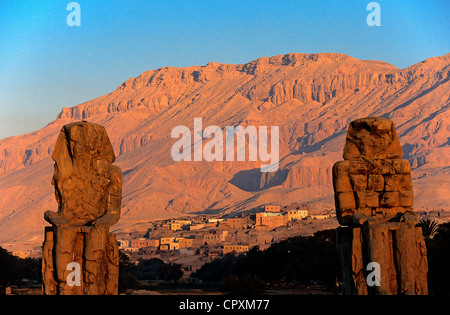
[333,117,428,295]
[42,121,122,295]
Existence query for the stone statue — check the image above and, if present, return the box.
[42,121,122,295]
[333,117,428,295]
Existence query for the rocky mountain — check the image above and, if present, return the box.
[0,52,449,248]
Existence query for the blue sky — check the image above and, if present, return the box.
[0,0,449,139]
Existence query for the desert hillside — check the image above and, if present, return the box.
[0,52,449,248]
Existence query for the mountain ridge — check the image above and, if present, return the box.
[0,52,449,248]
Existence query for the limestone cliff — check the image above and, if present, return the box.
[0,52,449,246]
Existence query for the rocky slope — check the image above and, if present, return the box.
[0,52,449,248]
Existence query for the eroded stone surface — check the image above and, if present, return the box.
[334,117,428,295]
[42,121,122,295]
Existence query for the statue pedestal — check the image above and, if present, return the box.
[42,226,119,295]
[337,223,428,295]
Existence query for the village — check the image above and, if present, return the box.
[11,206,450,264]
[7,203,335,262]
[112,203,341,276]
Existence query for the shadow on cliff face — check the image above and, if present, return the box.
[229,168,289,192]
[292,130,347,155]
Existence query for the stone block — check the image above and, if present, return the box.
[380,191,399,207]
[333,161,353,192]
[333,160,350,175]
[377,159,396,175]
[349,160,373,175]
[334,176,353,192]
[368,175,384,191]
[392,159,411,174]
[333,163,353,192]
[399,174,413,191]
[381,207,406,221]
[350,174,368,191]
[357,207,373,217]
[336,192,356,210]
[398,190,414,207]
[355,191,379,208]
[384,174,403,191]
[377,159,409,175]
[335,192,356,225]
[365,223,397,295]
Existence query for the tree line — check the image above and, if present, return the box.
[191,220,450,294]
[191,229,339,294]
[0,247,41,294]
[1,219,449,294]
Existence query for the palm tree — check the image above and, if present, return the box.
[418,218,439,240]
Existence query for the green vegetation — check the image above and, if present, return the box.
[192,229,339,294]
[0,247,41,294]
[219,274,266,295]
[418,218,439,240]
[191,224,450,295]
[118,252,183,293]
[425,222,450,294]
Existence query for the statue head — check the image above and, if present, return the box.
[343,117,403,160]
